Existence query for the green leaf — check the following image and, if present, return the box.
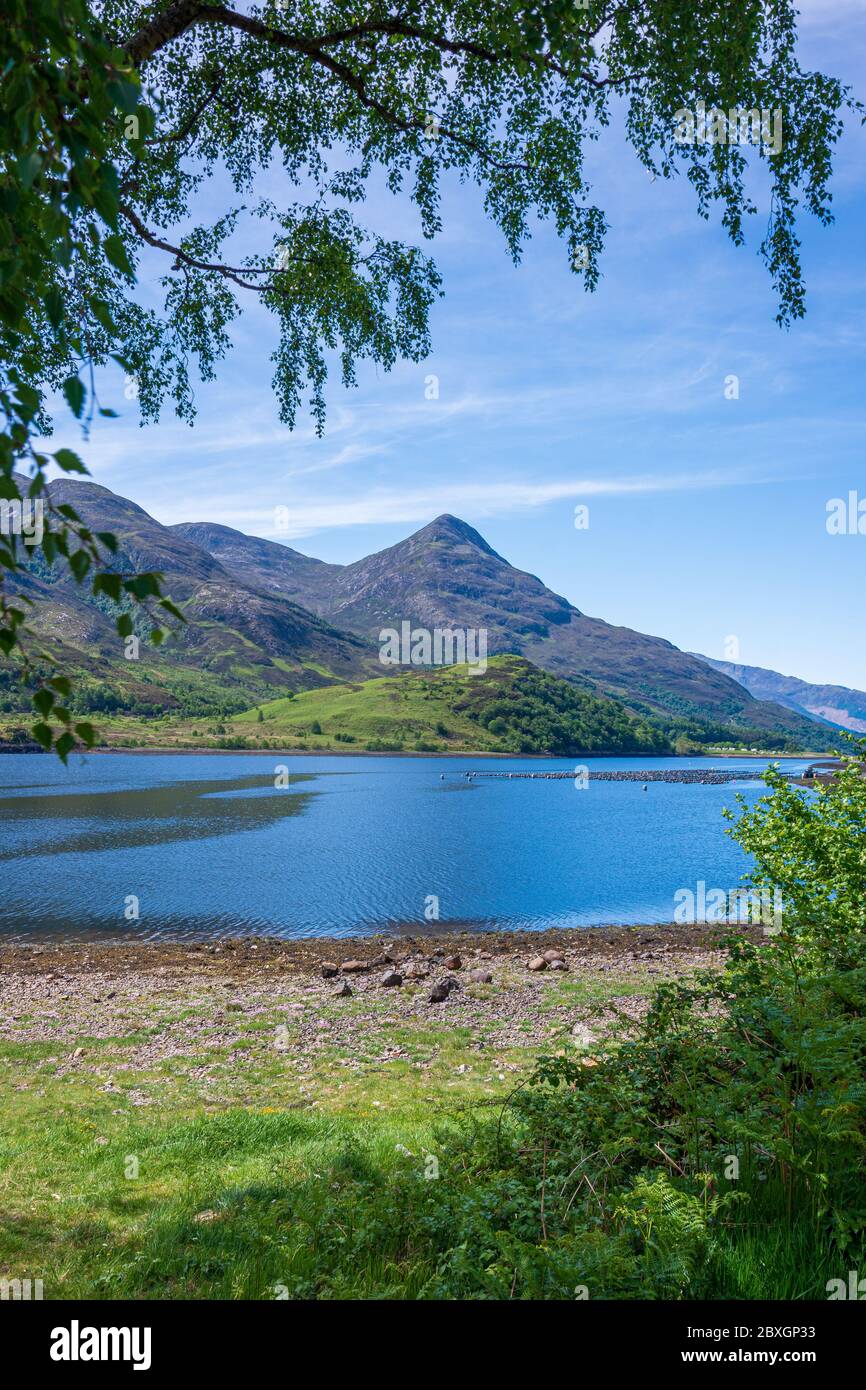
[90,297,116,334]
[53,448,88,474]
[31,722,53,751]
[62,375,85,419]
[106,78,142,115]
[32,688,54,717]
[17,152,42,188]
[92,572,122,601]
[69,550,91,583]
[44,286,65,330]
[124,573,161,599]
[103,233,133,276]
[159,597,186,622]
[54,731,76,762]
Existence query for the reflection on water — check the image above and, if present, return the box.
[0,773,316,861]
[0,753,809,942]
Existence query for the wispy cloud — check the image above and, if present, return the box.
[152,465,784,538]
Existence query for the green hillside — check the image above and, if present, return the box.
[233,655,669,754]
[1,651,837,755]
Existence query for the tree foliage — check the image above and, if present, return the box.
[725,738,866,971]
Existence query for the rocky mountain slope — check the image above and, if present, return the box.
[9,482,374,717]
[693,656,866,734]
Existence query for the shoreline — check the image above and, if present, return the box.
[0,744,827,759]
[0,922,759,1301]
[0,922,742,1060]
[0,921,749,968]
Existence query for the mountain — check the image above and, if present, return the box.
[177,511,825,746]
[693,656,866,734]
[171,520,342,611]
[0,479,836,749]
[9,481,374,718]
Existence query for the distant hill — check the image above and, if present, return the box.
[171,520,342,611]
[233,655,673,756]
[692,656,866,734]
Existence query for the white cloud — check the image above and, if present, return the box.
[149,465,776,539]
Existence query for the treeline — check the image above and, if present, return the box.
[461,664,671,755]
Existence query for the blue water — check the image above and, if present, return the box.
[0,753,810,940]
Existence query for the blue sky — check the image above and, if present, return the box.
[48,1,866,689]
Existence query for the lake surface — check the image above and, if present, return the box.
[0,753,810,941]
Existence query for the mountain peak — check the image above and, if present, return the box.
[414,513,502,558]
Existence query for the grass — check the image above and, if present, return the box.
[1,984,855,1300]
[1,929,857,1301]
[0,656,523,751]
[1,652,834,755]
[235,665,492,748]
[0,985,531,1299]
[0,1101,448,1299]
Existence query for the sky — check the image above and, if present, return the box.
[46,1,866,690]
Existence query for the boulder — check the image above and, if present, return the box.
[404,961,430,979]
[340,960,367,973]
[321,961,339,978]
[571,1022,596,1047]
[528,956,548,972]
[380,971,403,988]
[468,969,493,984]
[443,954,462,970]
[429,976,460,1003]
[333,981,353,998]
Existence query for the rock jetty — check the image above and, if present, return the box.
[466,768,798,785]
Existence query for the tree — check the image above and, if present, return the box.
[1,1,858,752]
[1,0,175,756]
[726,739,866,972]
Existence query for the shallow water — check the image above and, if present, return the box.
[0,753,810,940]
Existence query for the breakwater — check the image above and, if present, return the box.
[465,768,793,785]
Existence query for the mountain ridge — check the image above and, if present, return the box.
[0,479,835,750]
[692,655,866,734]
[176,504,821,743]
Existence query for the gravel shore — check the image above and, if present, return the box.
[0,924,740,1069]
